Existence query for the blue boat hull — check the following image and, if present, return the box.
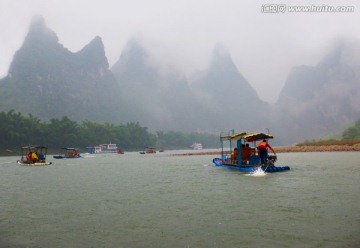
[212,158,290,173]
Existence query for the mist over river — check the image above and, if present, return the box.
[1,151,359,248]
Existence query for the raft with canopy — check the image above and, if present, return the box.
[17,145,52,166]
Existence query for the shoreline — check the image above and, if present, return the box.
[2,145,360,157]
[172,145,360,156]
[274,145,360,153]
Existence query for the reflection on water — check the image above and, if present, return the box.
[1,151,359,247]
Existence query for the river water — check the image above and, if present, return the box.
[1,151,359,248]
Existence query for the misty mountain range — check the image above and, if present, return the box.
[0,16,359,145]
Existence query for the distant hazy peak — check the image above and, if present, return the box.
[208,43,239,74]
[77,35,109,68]
[25,15,59,43]
[86,36,103,47]
[79,36,105,54]
[122,37,148,60]
[29,15,46,31]
[111,37,149,73]
[318,39,360,70]
[213,42,230,57]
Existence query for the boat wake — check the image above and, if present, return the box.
[246,168,267,177]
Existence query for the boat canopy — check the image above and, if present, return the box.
[243,133,273,142]
[220,132,273,142]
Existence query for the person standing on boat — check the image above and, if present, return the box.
[257,140,276,165]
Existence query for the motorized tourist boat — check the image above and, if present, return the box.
[85,143,118,154]
[17,145,52,166]
[53,148,81,159]
[212,131,290,173]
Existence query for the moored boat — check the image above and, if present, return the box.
[117,149,125,154]
[17,145,52,166]
[213,131,290,173]
[190,142,203,150]
[53,148,81,159]
[146,147,156,153]
[85,143,118,154]
[139,147,156,154]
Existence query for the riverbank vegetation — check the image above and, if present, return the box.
[296,119,360,147]
[2,111,360,156]
[0,110,219,155]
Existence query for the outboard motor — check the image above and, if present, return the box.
[267,155,277,165]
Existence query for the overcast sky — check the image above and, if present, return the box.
[1,0,359,102]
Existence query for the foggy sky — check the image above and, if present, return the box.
[1,0,359,103]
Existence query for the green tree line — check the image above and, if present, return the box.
[298,119,360,146]
[0,110,219,153]
[342,119,360,140]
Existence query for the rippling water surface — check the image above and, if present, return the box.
[1,151,359,248]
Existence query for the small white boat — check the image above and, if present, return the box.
[85,143,119,154]
[190,142,203,150]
